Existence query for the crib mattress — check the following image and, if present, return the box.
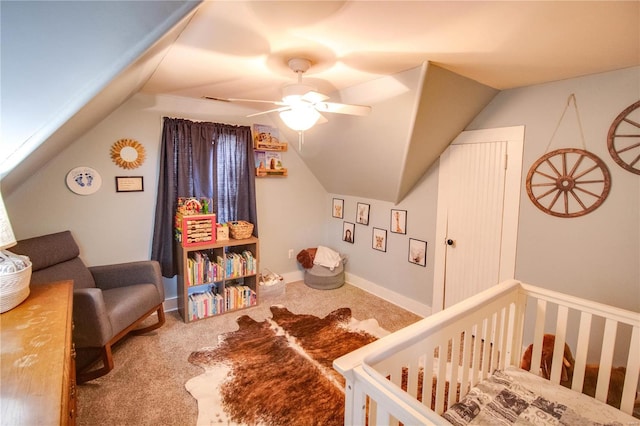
[443,367,637,425]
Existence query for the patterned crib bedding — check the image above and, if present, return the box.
[443,367,638,426]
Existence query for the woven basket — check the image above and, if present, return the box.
[0,262,32,313]
[228,221,254,239]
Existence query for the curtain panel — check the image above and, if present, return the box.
[151,117,257,278]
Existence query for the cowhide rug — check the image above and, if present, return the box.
[186,305,388,426]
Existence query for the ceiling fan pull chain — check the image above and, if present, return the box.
[298,131,304,151]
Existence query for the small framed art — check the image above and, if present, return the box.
[408,238,427,267]
[356,202,370,225]
[115,176,144,192]
[390,209,407,234]
[332,198,344,218]
[372,228,387,252]
[343,221,355,243]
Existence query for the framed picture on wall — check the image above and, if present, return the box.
[390,209,407,234]
[372,228,387,252]
[332,198,344,219]
[356,202,370,225]
[343,221,355,243]
[408,238,427,267]
[115,176,144,192]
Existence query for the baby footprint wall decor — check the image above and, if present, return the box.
[66,166,102,195]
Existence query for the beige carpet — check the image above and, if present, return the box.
[76,281,422,425]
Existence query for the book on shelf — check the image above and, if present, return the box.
[252,124,286,150]
[189,290,224,320]
[224,251,256,278]
[255,150,286,176]
[187,250,224,286]
[224,284,256,310]
[265,151,284,170]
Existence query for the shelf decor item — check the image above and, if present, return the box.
[252,124,287,151]
[177,214,217,247]
[174,197,216,247]
[0,191,32,313]
[228,221,254,239]
[216,223,229,241]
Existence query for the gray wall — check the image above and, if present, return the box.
[469,66,639,312]
[5,67,639,316]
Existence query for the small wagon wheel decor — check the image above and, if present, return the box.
[607,100,640,175]
[526,148,611,218]
[526,94,611,218]
[110,138,146,169]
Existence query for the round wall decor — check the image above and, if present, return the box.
[66,166,102,195]
[526,148,610,218]
[607,100,640,175]
[110,138,146,169]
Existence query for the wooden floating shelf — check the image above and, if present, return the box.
[254,142,288,151]
[256,167,288,177]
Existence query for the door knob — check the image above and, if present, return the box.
[446,239,455,246]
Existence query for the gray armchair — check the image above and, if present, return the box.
[12,231,165,383]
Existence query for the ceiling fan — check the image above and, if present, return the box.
[203,58,372,133]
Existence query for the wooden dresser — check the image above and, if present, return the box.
[1,280,76,425]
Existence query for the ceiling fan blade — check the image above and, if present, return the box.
[246,106,291,117]
[203,96,285,106]
[315,102,371,116]
[302,91,329,104]
[317,113,329,124]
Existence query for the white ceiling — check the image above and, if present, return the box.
[2,1,639,199]
[141,1,640,107]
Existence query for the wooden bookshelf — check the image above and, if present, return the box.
[175,236,259,323]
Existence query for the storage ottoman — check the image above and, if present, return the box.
[304,262,345,290]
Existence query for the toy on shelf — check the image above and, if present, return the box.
[175,197,216,247]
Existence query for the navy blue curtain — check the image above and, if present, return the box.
[151,117,257,278]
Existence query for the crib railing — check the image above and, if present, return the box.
[333,279,640,426]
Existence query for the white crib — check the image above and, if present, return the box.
[334,279,639,425]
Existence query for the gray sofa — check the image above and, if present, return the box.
[12,230,165,383]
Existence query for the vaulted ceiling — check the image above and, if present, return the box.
[2,1,638,201]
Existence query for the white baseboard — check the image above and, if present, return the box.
[282,270,304,283]
[164,296,178,312]
[162,270,431,318]
[345,272,431,317]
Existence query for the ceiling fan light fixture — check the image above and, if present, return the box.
[280,106,320,131]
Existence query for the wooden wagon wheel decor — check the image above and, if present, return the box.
[607,100,640,175]
[526,148,611,218]
[526,94,611,218]
[110,138,146,169]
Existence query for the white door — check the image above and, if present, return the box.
[432,126,524,311]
